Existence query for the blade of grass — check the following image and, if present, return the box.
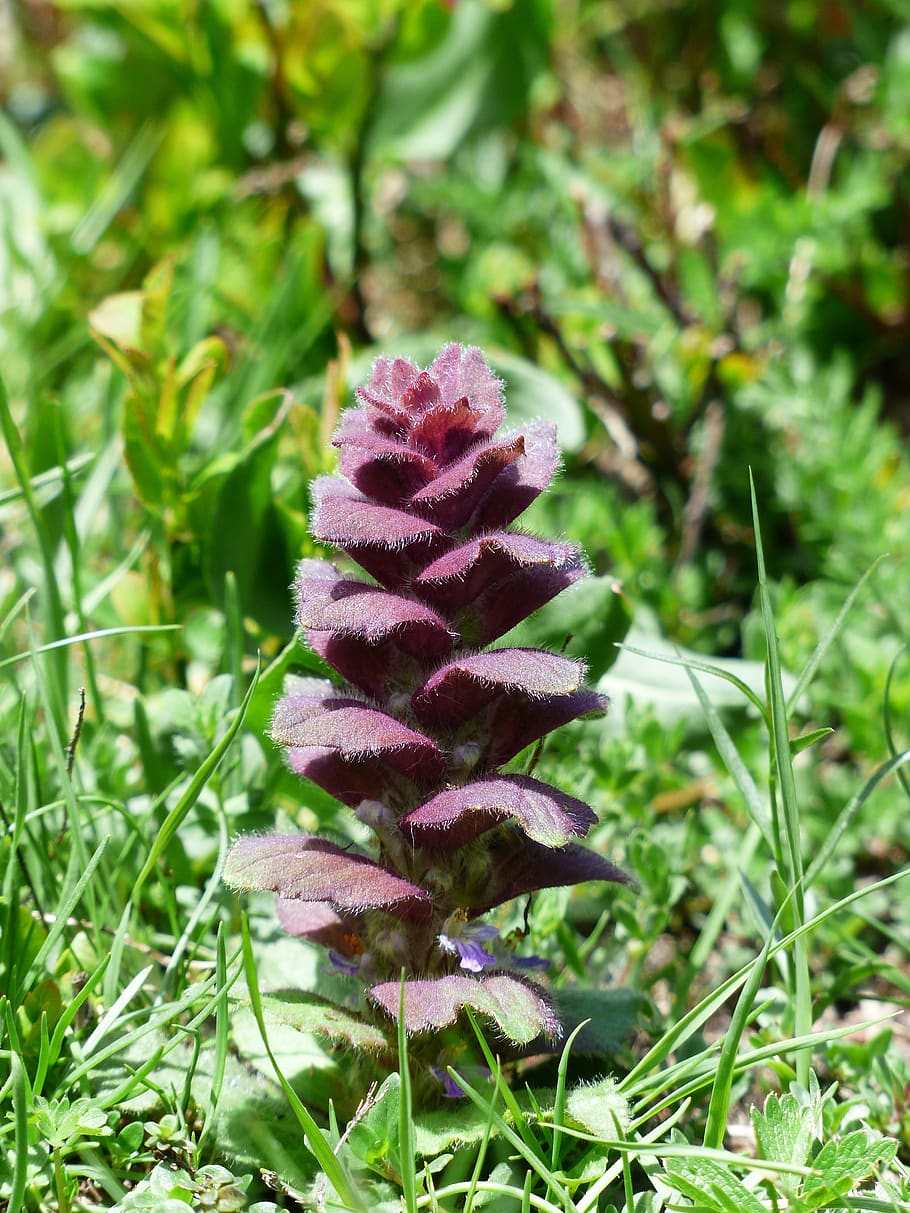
[0,370,68,713]
[550,1019,590,1171]
[397,975,418,1213]
[750,472,810,1087]
[786,557,887,709]
[131,658,260,899]
[447,1053,572,1210]
[620,645,768,719]
[0,624,182,673]
[240,913,366,1212]
[803,747,910,890]
[7,1050,29,1213]
[702,890,785,1149]
[197,923,229,1148]
[21,838,108,1001]
[683,662,773,848]
[622,864,910,1096]
[883,646,910,802]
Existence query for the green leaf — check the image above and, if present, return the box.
[664,1157,769,1213]
[371,0,551,162]
[551,989,640,1056]
[789,727,834,756]
[801,1131,897,1208]
[257,992,389,1052]
[751,1090,817,1174]
[504,575,631,681]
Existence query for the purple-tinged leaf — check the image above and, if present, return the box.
[428,344,504,434]
[310,479,450,585]
[415,531,583,610]
[470,840,629,912]
[356,356,426,426]
[271,688,446,798]
[471,422,559,529]
[402,774,597,848]
[335,414,438,502]
[407,434,525,529]
[295,560,452,662]
[412,649,587,727]
[224,834,434,921]
[276,899,360,952]
[311,478,445,549]
[369,972,560,1043]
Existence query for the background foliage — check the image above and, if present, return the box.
[2,0,910,1208]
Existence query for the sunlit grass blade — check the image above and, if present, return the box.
[240,913,366,1212]
[683,662,773,848]
[131,657,260,899]
[883,645,910,802]
[803,747,910,890]
[447,1052,572,1209]
[786,557,887,710]
[702,892,784,1149]
[623,864,910,1098]
[33,955,110,1097]
[70,120,163,254]
[197,923,230,1148]
[620,644,768,718]
[0,369,68,711]
[463,1009,545,1160]
[672,822,762,1018]
[8,1050,29,1213]
[750,472,810,1087]
[0,624,182,673]
[397,975,418,1213]
[21,838,108,1002]
[550,1019,589,1171]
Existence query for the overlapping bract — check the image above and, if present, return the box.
[225,344,626,1050]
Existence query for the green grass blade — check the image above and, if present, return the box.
[198,923,229,1148]
[240,914,366,1211]
[883,645,910,802]
[131,657,260,898]
[684,662,774,849]
[750,472,811,1087]
[0,370,68,709]
[446,1067,572,1208]
[702,894,784,1149]
[803,748,910,889]
[22,838,108,998]
[397,976,418,1213]
[0,624,182,673]
[621,644,768,718]
[7,1050,29,1213]
[786,557,887,709]
[551,1019,590,1171]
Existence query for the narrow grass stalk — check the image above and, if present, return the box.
[240,914,366,1212]
[750,474,810,1087]
[7,1050,29,1213]
[0,370,69,716]
[398,976,419,1213]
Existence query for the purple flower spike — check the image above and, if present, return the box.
[225,344,627,1078]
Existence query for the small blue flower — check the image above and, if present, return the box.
[431,1065,467,1099]
[438,922,499,973]
[328,948,363,977]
